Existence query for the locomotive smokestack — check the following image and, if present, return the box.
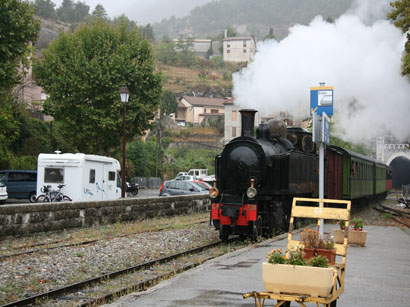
[239,109,257,137]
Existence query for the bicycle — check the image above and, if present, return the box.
[36,184,72,202]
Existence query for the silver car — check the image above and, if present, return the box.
[0,180,8,204]
[159,180,209,196]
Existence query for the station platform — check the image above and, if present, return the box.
[104,225,410,307]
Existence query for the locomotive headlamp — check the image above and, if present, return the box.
[246,178,257,199]
[210,179,219,199]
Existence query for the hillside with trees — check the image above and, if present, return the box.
[153,0,353,40]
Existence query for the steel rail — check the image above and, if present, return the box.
[373,207,410,228]
[1,238,235,307]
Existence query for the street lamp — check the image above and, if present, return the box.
[119,85,129,198]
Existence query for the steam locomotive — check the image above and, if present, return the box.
[210,109,390,240]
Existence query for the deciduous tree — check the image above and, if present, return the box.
[0,0,40,92]
[34,20,162,155]
[388,0,410,76]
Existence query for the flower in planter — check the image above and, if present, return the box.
[351,218,364,231]
[317,233,335,250]
[300,228,320,249]
[267,248,286,264]
[266,247,329,267]
[337,220,347,230]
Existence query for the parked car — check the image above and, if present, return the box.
[175,172,188,178]
[0,180,8,204]
[159,180,210,196]
[0,170,37,203]
[175,175,198,181]
[193,180,212,191]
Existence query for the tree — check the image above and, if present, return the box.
[34,19,162,155]
[263,27,276,41]
[56,0,74,21]
[34,0,56,19]
[92,3,107,19]
[388,0,410,76]
[0,0,40,92]
[161,91,177,116]
[140,24,155,42]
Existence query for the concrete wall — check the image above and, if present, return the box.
[0,195,210,239]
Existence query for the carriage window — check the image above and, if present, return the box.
[89,169,95,183]
[44,168,64,183]
[108,171,115,181]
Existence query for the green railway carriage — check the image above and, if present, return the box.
[374,161,388,198]
[329,146,388,200]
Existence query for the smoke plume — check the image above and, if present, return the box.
[232,0,410,143]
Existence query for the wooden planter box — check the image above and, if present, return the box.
[347,230,367,246]
[316,248,336,265]
[334,229,367,246]
[334,229,345,244]
[262,262,334,297]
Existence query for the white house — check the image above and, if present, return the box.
[222,36,256,63]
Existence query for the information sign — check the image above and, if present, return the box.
[310,86,334,116]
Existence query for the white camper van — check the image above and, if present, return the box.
[37,153,121,202]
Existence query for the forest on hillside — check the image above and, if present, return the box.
[153,0,353,40]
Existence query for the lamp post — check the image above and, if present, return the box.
[119,85,129,198]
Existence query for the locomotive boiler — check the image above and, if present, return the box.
[210,109,318,240]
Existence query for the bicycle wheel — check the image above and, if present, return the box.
[62,196,72,202]
[36,195,50,203]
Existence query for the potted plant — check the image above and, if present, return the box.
[334,221,346,244]
[300,229,336,264]
[347,218,367,246]
[262,247,334,297]
[335,218,367,246]
[316,233,336,264]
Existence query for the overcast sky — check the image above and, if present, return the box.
[52,0,212,24]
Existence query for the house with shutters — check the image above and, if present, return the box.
[175,96,226,125]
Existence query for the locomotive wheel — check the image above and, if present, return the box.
[219,225,229,241]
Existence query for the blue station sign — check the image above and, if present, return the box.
[310,86,334,116]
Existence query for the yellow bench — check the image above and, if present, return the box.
[244,197,351,307]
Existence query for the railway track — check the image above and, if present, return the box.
[2,237,239,307]
[373,204,410,228]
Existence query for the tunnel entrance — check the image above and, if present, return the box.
[390,156,410,188]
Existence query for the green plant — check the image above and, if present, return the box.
[309,255,329,268]
[285,247,308,266]
[266,248,286,264]
[337,220,346,230]
[300,228,320,248]
[351,218,364,231]
[318,233,335,250]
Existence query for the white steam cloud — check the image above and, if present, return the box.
[232,0,410,144]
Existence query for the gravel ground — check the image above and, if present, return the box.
[0,214,219,304]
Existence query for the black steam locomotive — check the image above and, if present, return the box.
[210,109,318,240]
[210,109,390,240]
